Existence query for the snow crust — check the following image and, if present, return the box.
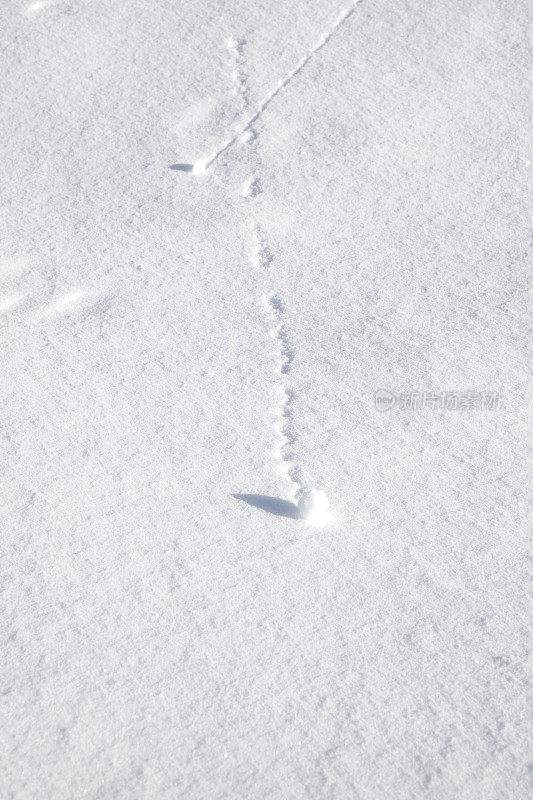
[0,0,530,798]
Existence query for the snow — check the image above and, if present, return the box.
[297,489,331,526]
[192,159,208,176]
[0,0,530,798]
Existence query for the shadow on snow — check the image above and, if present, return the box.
[232,493,299,519]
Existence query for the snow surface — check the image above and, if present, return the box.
[1,0,531,798]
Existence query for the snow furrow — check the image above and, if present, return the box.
[264,293,302,498]
[202,2,362,171]
[232,34,304,504]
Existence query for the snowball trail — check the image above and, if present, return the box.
[234,31,327,521]
[2,0,529,797]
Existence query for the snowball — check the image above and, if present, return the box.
[297,489,330,526]
[192,159,207,175]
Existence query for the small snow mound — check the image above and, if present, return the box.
[240,178,252,197]
[0,293,25,314]
[25,0,55,17]
[192,160,207,175]
[297,489,330,526]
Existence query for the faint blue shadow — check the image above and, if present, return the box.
[232,494,299,519]
[170,163,194,172]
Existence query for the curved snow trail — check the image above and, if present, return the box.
[264,294,303,499]
[202,2,362,171]
[232,36,304,503]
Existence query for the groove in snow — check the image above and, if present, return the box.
[235,30,331,524]
[193,2,361,173]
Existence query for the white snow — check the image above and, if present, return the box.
[0,0,530,798]
[192,159,208,176]
[297,489,331,526]
[0,293,25,315]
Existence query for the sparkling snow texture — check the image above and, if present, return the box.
[0,1,530,798]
